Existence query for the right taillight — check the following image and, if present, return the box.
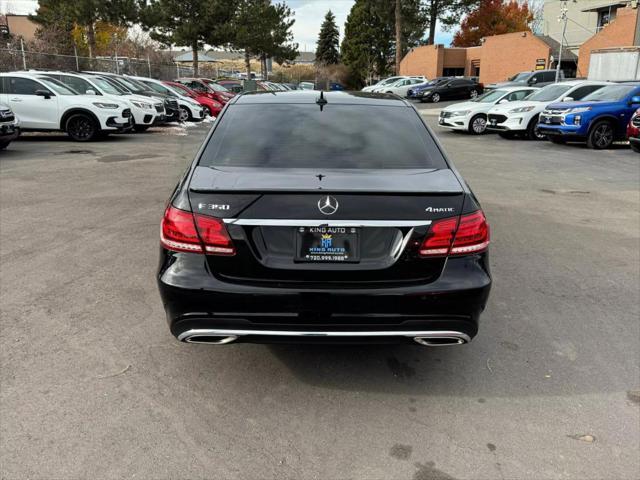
[420,210,490,257]
[161,205,235,255]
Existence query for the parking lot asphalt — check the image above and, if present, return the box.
[1,113,639,480]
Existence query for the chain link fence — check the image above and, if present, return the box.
[0,46,196,80]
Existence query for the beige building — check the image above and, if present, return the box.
[4,14,38,41]
[542,0,634,55]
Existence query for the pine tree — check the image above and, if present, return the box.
[315,10,340,66]
[139,0,233,76]
[232,0,298,80]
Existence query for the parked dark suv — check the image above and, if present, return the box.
[486,70,563,91]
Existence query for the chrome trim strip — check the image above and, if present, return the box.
[223,219,432,227]
[178,329,470,343]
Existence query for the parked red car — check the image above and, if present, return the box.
[215,79,243,93]
[163,81,223,117]
[627,108,640,153]
[175,78,235,105]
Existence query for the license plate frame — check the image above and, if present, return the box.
[295,226,360,263]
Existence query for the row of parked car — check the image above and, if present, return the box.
[0,71,245,148]
[365,74,640,150]
[437,79,640,150]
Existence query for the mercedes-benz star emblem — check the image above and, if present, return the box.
[318,195,339,215]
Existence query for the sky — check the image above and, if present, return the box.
[0,0,455,50]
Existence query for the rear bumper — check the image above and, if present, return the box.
[157,252,492,345]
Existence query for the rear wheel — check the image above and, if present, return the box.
[468,114,487,134]
[498,131,516,139]
[66,113,98,142]
[178,107,190,123]
[587,120,615,149]
[469,89,478,99]
[431,93,441,103]
[526,116,546,140]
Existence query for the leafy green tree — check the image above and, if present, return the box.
[139,0,234,76]
[315,10,340,66]
[232,0,298,79]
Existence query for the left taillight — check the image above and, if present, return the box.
[420,210,490,257]
[160,205,235,255]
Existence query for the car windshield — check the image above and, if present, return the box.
[111,76,145,93]
[144,81,177,97]
[472,89,509,103]
[202,80,229,92]
[36,77,77,95]
[509,72,531,82]
[200,104,446,169]
[91,77,123,95]
[581,85,636,102]
[170,83,194,96]
[526,84,572,102]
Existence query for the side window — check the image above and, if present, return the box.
[570,85,602,100]
[190,81,206,92]
[411,79,422,84]
[8,77,44,95]
[59,76,94,94]
[451,80,466,87]
[543,71,556,82]
[0,77,5,94]
[509,90,532,101]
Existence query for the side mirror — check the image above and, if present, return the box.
[86,89,97,95]
[498,99,509,104]
[562,96,573,102]
[35,89,52,99]
[630,96,640,105]
[528,77,537,84]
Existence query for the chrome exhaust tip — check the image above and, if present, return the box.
[413,336,467,346]
[183,335,238,345]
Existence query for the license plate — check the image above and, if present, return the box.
[295,226,359,263]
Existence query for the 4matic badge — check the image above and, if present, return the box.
[425,206,455,213]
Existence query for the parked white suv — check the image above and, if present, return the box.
[128,76,204,122]
[0,72,132,141]
[37,71,164,132]
[438,86,538,134]
[486,80,609,140]
[0,103,20,149]
[372,77,428,96]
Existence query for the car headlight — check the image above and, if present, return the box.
[508,106,535,113]
[131,101,152,110]
[93,102,120,109]
[449,110,471,116]
[568,107,592,114]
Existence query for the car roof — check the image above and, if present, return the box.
[494,86,539,91]
[232,90,411,106]
[556,80,611,86]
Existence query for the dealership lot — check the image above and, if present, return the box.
[1,115,638,480]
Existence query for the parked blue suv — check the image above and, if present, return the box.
[538,82,640,149]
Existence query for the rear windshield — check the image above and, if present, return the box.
[199,104,445,169]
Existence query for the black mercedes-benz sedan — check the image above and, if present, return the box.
[157,90,491,346]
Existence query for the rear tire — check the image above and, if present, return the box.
[66,113,99,142]
[468,114,487,134]
[498,131,516,139]
[587,120,615,149]
[526,116,546,140]
[178,107,190,123]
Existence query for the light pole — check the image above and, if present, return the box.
[555,0,568,83]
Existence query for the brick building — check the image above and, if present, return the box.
[400,32,576,84]
[400,4,639,84]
